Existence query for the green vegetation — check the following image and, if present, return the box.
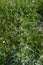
[0,0,43,65]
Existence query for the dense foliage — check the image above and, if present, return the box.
[0,0,43,65]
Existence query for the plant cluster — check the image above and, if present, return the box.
[0,0,43,65]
